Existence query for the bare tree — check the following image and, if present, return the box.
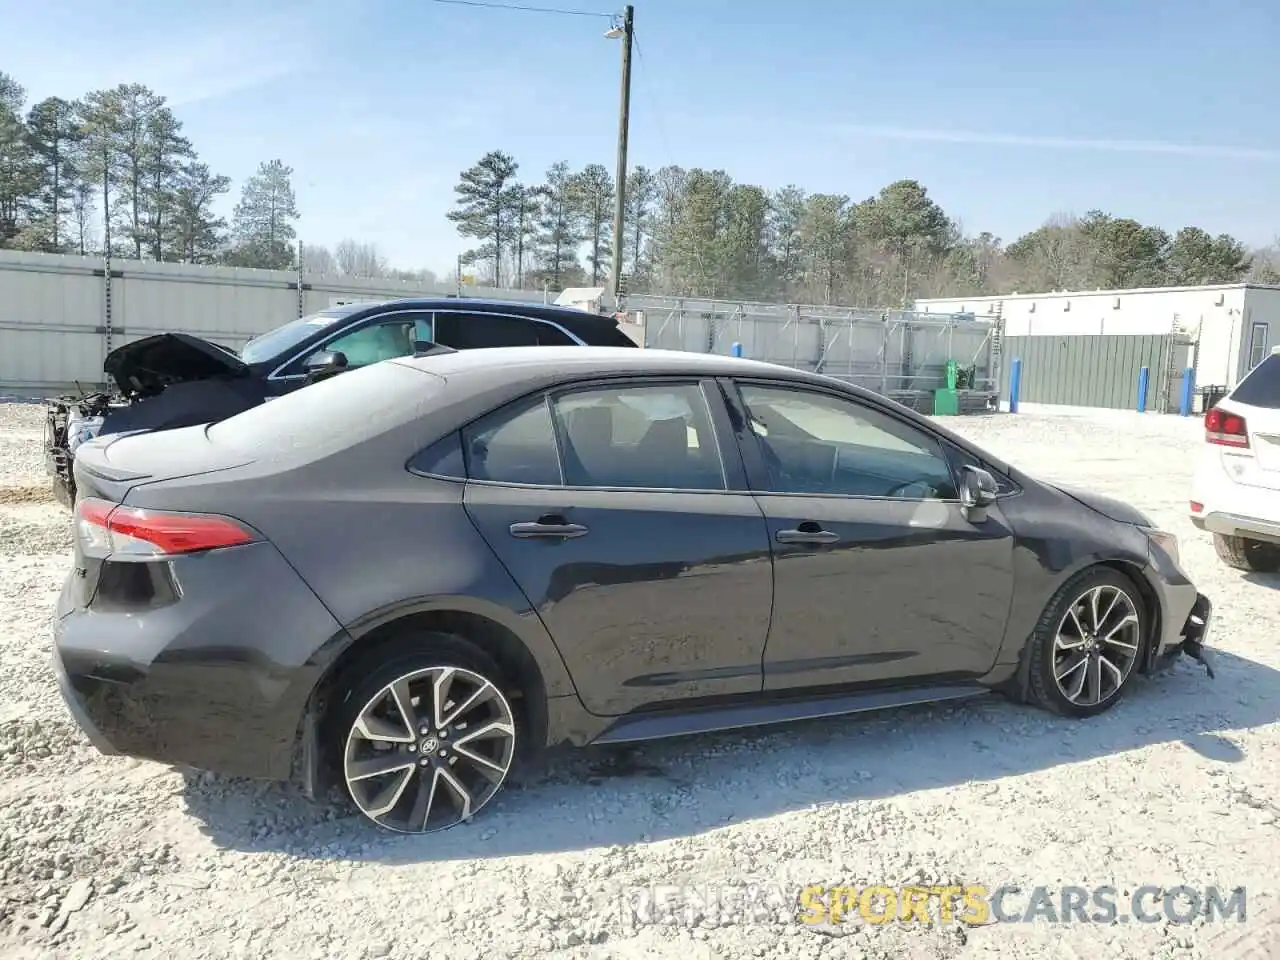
[335,238,389,278]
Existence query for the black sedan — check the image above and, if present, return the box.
[54,347,1215,834]
[44,297,637,504]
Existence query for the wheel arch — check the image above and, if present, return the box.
[1095,559,1163,673]
[293,596,578,795]
[1008,554,1163,701]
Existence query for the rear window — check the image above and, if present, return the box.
[1229,354,1280,409]
[206,361,445,457]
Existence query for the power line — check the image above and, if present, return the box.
[427,0,613,18]
[632,31,676,168]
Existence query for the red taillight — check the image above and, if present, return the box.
[1190,501,1203,514]
[74,497,256,559]
[1205,407,1250,448]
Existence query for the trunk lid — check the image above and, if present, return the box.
[72,424,256,504]
[103,333,249,397]
[1217,351,1280,492]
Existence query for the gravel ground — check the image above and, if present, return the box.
[2,401,1279,959]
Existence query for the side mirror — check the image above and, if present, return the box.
[959,464,999,522]
[302,350,348,381]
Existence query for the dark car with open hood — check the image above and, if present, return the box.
[43,297,638,504]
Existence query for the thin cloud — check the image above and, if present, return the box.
[838,125,1280,161]
[143,27,315,108]
[5,10,317,108]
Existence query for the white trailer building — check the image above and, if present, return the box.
[915,283,1280,411]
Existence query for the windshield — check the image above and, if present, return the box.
[239,310,348,364]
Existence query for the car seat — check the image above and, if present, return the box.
[562,405,615,485]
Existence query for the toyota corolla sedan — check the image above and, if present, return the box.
[54,347,1215,834]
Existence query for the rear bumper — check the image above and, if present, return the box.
[51,541,347,781]
[1191,510,1280,546]
[1190,448,1280,545]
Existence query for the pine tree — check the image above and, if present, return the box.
[227,159,299,269]
[446,150,520,287]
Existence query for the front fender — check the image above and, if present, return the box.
[993,481,1155,670]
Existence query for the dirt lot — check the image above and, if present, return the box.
[1,401,1278,960]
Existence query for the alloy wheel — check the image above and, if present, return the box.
[1051,584,1141,707]
[343,665,516,833]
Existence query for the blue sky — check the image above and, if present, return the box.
[4,0,1280,275]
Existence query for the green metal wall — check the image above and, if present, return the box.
[1000,334,1189,411]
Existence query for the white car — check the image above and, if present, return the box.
[1190,345,1280,573]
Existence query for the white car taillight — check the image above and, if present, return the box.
[1205,407,1249,448]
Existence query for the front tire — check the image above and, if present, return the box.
[331,634,518,834]
[1213,533,1280,573]
[1026,567,1146,718]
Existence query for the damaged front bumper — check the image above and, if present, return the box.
[1178,593,1215,678]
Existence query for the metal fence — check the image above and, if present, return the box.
[0,249,553,395]
[0,251,998,413]
[628,295,1002,412]
[999,333,1197,413]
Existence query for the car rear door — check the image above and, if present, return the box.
[721,377,1016,692]
[460,377,773,717]
[432,310,580,348]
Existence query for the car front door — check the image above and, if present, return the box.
[270,310,435,392]
[721,378,1016,692]
[461,378,773,716]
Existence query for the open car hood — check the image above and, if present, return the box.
[103,333,249,397]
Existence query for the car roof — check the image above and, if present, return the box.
[348,297,622,326]
[386,346,1015,473]
[393,345,821,386]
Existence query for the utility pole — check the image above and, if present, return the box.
[609,5,634,309]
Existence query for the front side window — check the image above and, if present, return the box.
[941,440,1019,495]
[736,383,956,499]
[550,382,725,490]
[464,396,562,486]
[317,317,420,368]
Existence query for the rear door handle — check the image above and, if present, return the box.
[509,519,589,539]
[775,525,839,544]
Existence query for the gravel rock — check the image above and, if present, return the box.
[0,401,1278,959]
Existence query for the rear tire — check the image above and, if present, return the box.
[330,632,518,834]
[1213,533,1280,573]
[1026,566,1147,719]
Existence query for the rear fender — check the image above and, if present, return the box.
[293,594,576,797]
[308,593,576,701]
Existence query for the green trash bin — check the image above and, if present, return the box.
[934,360,960,415]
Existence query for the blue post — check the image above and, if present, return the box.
[1179,367,1195,416]
[1009,358,1022,413]
[731,342,743,358]
[1137,366,1150,413]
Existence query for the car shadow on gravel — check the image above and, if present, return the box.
[1243,572,1280,591]
[182,650,1279,862]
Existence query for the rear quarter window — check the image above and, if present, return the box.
[207,361,445,458]
[1230,354,1280,408]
